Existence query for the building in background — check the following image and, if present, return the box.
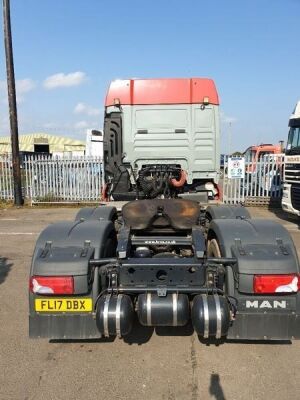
[0,133,85,157]
[85,129,104,157]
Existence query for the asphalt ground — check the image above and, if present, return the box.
[0,206,300,400]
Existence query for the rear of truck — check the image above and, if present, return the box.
[29,201,300,342]
[103,78,221,201]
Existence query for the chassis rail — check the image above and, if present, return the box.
[89,257,238,266]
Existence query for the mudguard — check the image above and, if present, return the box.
[208,218,299,277]
[206,204,251,221]
[30,220,116,292]
[208,218,300,340]
[75,206,117,222]
[32,219,115,260]
[29,219,117,339]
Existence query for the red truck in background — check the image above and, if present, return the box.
[243,143,282,173]
[242,143,283,196]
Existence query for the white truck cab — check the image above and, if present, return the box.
[282,101,300,216]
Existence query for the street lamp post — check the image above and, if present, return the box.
[228,121,232,156]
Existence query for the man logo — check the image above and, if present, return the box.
[246,300,287,309]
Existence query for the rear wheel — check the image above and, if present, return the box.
[207,238,229,293]
[102,236,117,257]
[207,238,221,257]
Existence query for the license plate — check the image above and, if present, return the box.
[35,298,92,312]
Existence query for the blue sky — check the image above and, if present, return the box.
[0,0,299,152]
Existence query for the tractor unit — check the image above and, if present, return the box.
[29,79,300,342]
[102,78,221,201]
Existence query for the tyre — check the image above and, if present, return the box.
[207,238,232,295]
[207,238,221,257]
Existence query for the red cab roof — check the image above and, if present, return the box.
[105,78,219,106]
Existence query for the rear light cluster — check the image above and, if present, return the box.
[30,274,300,295]
[29,276,74,295]
[253,274,300,294]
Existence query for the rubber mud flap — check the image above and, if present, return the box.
[29,314,101,339]
[227,312,300,340]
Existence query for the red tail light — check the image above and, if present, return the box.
[29,276,74,295]
[253,274,300,294]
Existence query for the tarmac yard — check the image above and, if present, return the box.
[0,206,300,400]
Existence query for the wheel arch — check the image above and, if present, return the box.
[31,219,117,276]
[75,206,117,222]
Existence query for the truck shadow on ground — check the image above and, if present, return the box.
[267,205,300,229]
[124,318,195,345]
[199,337,291,345]
[51,319,195,345]
[0,256,13,285]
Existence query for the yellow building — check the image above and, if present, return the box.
[0,133,85,157]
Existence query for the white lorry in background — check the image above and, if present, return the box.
[85,129,104,157]
[282,101,300,216]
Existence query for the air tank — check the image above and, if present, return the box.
[191,294,230,339]
[137,293,189,326]
[96,294,134,337]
